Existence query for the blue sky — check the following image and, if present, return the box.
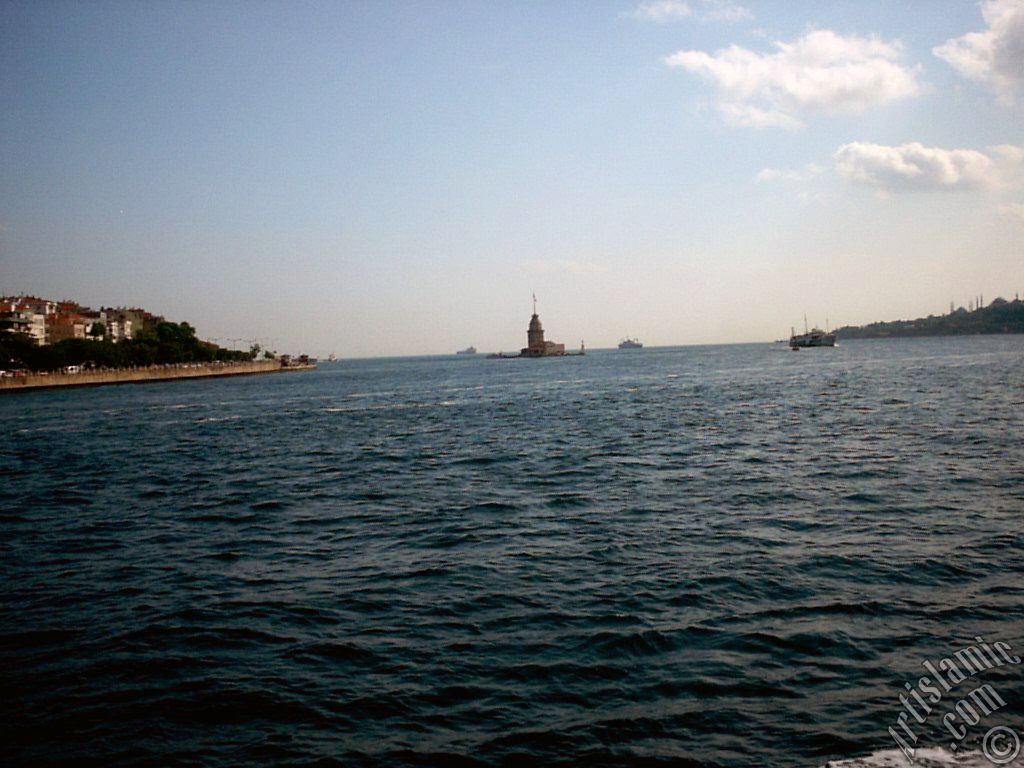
[2,0,1022,356]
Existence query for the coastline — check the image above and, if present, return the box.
[0,360,315,393]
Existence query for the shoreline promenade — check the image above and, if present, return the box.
[0,360,314,393]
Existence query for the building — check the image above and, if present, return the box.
[0,311,34,340]
[0,295,160,345]
[81,309,104,339]
[0,297,49,345]
[100,308,134,342]
[520,295,568,357]
[56,300,84,315]
[2,296,57,317]
[46,313,88,344]
[26,312,46,345]
[118,307,163,335]
[0,311,46,345]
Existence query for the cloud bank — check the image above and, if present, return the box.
[666,30,923,128]
[933,0,1024,102]
[833,141,1023,192]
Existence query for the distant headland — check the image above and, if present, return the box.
[835,296,1024,340]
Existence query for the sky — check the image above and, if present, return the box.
[1,0,1022,357]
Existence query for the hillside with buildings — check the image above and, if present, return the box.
[835,296,1024,339]
[0,295,256,372]
[1,296,166,346]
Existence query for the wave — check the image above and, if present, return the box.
[827,747,1024,767]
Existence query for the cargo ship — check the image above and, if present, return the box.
[618,338,643,349]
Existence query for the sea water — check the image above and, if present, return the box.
[2,337,1023,766]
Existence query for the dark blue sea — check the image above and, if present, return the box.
[3,337,1023,767]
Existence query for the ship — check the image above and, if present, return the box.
[789,316,835,349]
[456,346,477,355]
[618,338,643,349]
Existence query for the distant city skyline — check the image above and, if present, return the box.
[2,1,1022,358]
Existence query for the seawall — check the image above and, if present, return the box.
[0,360,314,393]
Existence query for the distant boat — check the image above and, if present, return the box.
[789,316,835,349]
[456,346,477,355]
[618,338,643,349]
[327,353,337,362]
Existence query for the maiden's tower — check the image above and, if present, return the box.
[520,294,580,357]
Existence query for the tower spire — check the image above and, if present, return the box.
[532,291,537,316]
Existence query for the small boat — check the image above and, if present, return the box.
[789,316,835,349]
[456,346,477,355]
[618,338,643,349]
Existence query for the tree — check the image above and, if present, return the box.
[2,318,254,371]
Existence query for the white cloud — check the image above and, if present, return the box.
[755,164,825,183]
[833,141,1023,192]
[631,0,692,22]
[719,102,802,128]
[999,202,1024,223]
[933,0,1024,103]
[665,29,923,128]
[630,0,751,23]
[990,143,1024,164]
[701,0,753,23]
